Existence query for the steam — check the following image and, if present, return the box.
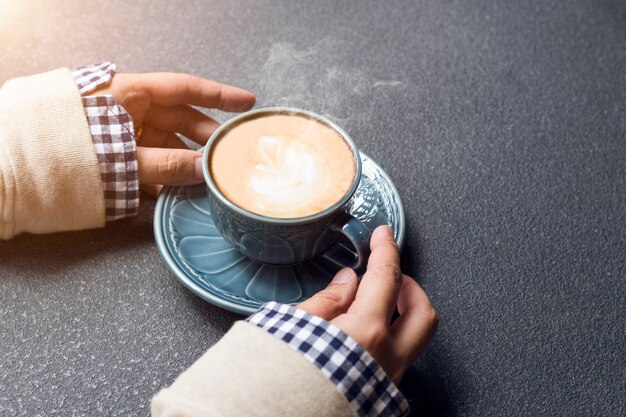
[257,37,404,129]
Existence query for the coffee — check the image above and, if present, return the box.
[210,114,355,218]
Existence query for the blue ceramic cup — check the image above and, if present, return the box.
[202,107,371,269]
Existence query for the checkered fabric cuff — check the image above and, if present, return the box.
[72,63,140,221]
[73,61,116,95]
[247,302,409,417]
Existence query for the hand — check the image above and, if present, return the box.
[88,72,256,196]
[298,225,438,384]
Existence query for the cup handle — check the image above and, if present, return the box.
[326,214,372,272]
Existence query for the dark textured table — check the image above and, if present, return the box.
[1,1,624,416]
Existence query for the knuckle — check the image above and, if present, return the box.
[314,289,343,307]
[123,88,150,115]
[363,323,389,347]
[157,154,183,178]
[124,74,142,93]
[428,306,440,328]
[422,303,439,330]
[183,75,193,103]
[217,85,226,109]
[373,262,402,283]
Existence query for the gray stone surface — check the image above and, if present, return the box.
[1,0,624,416]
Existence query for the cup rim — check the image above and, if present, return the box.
[202,107,362,225]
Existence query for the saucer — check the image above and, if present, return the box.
[154,153,405,315]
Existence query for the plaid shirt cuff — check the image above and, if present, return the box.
[72,62,139,221]
[247,302,410,417]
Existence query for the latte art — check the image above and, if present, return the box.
[211,114,355,218]
[250,135,328,214]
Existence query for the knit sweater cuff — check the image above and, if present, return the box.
[0,68,105,238]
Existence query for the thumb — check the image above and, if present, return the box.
[137,147,205,186]
[297,268,358,321]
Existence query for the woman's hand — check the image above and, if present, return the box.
[298,225,438,384]
[88,72,255,195]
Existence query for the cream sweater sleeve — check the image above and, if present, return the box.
[0,68,105,239]
[151,322,357,417]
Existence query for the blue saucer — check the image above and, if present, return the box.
[154,153,405,315]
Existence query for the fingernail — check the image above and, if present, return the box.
[375,224,393,238]
[331,268,354,285]
[194,157,204,182]
[381,225,393,234]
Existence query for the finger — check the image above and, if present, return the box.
[141,183,164,199]
[133,73,256,111]
[140,126,189,149]
[136,147,204,186]
[144,104,220,145]
[349,225,402,323]
[390,275,439,361]
[297,268,358,321]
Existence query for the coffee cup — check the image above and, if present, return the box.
[202,107,372,268]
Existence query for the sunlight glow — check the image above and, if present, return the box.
[0,0,44,26]
[0,0,20,20]
[0,0,48,49]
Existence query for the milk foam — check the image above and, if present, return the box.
[210,114,355,218]
[249,135,329,214]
